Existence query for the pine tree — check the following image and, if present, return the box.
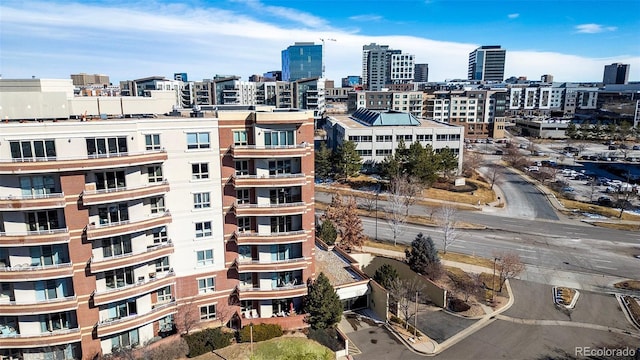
[373,264,399,289]
[334,140,361,179]
[405,232,441,278]
[304,273,342,330]
[317,219,338,245]
[315,142,333,181]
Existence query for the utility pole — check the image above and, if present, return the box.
[375,184,380,240]
[492,257,499,304]
[319,38,336,78]
[414,291,418,337]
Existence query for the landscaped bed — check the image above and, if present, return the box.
[554,286,578,308]
[622,296,640,328]
[202,335,334,360]
[614,280,640,291]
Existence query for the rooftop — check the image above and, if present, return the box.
[315,244,366,287]
[330,110,450,130]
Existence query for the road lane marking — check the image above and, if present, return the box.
[518,248,536,253]
[594,265,617,270]
[450,244,466,249]
[592,258,612,263]
[520,255,537,259]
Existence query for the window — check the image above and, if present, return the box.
[157,286,172,303]
[271,216,292,233]
[237,217,251,232]
[98,204,129,225]
[233,131,248,146]
[236,189,250,204]
[376,149,392,156]
[198,277,216,293]
[264,130,294,146]
[150,197,165,214]
[86,137,127,157]
[416,134,433,142]
[376,135,392,142]
[193,192,210,209]
[35,279,71,301]
[396,135,413,142]
[105,267,134,289]
[27,210,59,231]
[235,160,249,175]
[20,175,56,197]
[436,134,448,141]
[191,163,209,180]
[95,171,126,191]
[268,160,291,175]
[102,236,132,258]
[145,134,161,150]
[155,256,170,272]
[152,227,168,244]
[39,312,70,332]
[270,188,298,204]
[356,150,372,157]
[187,132,210,149]
[196,250,214,267]
[10,140,56,161]
[195,221,212,238]
[148,166,163,183]
[106,300,137,322]
[111,329,139,350]
[200,304,217,320]
[30,244,68,267]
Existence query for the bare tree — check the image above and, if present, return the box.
[493,252,525,292]
[361,192,377,212]
[485,164,502,190]
[216,300,237,328]
[387,176,408,246]
[175,300,200,335]
[462,150,484,177]
[452,272,483,302]
[437,204,459,254]
[387,277,425,329]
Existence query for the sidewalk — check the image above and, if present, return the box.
[357,245,515,356]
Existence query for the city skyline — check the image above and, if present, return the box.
[1,0,639,84]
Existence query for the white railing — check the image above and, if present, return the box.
[0,327,80,338]
[83,181,168,196]
[90,241,172,264]
[234,173,305,180]
[97,299,176,326]
[0,295,76,306]
[5,149,166,163]
[234,230,305,237]
[0,227,68,237]
[232,143,308,150]
[87,211,171,230]
[93,270,175,296]
[0,192,64,201]
[235,201,304,209]
[0,262,72,272]
[240,283,306,292]
[237,257,305,265]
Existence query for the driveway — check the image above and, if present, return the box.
[414,308,476,343]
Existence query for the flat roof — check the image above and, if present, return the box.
[330,113,450,129]
[315,246,366,287]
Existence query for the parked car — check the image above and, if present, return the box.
[597,197,613,207]
[608,145,618,150]
[632,145,640,150]
[494,149,504,155]
[525,166,540,172]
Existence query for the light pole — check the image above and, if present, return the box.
[374,184,381,240]
[414,291,419,337]
[492,257,500,304]
[319,38,336,79]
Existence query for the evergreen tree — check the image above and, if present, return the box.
[373,264,399,289]
[565,122,578,139]
[315,142,333,181]
[405,232,441,277]
[410,144,439,186]
[436,147,459,180]
[379,154,400,180]
[334,140,361,179]
[317,219,338,245]
[304,273,342,330]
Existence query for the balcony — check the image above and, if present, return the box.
[232,173,307,188]
[0,193,65,211]
[86,211,172,241]
[92,271,175,306]
[0,150,167,174]
[236,257,308,273]
[0,295,77,315]
[231,144,310,159]
[237,284,307,301]
[89,241,174,273]
[0,228,69,246]
[0,328,81,349]
[254,112,309,125]
[233,202,306,217]
[233,230,307,245]
[81,181,170,206]
[0,262,73,282]
[95,300,177,337]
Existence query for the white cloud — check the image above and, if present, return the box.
[349,14,383,22]
[0,1,637,83]
[575,23,617,34]
[232,0,330,28]
[508,13,519,19]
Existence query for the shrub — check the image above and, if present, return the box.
[238,323,283,343]
[449,298,471,312]
[317,220,338,245]
[143,338,189,360]
[184,327,234,357]
[307,328,345,351]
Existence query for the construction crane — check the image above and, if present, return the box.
[319,38,336,78]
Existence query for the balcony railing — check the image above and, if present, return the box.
[233,201,305,217]
[0,227,69,246]
[237,284,307,301]
[96,300,177,337]
[0,150,167,174]
[0,192,65,211]
[233,173,307,188]
[89,241,174,273]
[0,327,81,348]
[81,181,169,206]
[92,270,175,306]
[236,257,308,272]
[0,262,73,281]
[0,295,77,315]
[233,230,307,245]
[231,144,310,158]
[86,211,171,240]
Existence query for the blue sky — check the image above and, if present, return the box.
[1,0,639,83]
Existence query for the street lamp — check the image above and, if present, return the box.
[374,184,381,241]
[319,38,336,79]
[492,257,501,304]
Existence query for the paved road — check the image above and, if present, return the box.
[495,165,559,220]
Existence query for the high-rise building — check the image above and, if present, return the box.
[341,76,362,88]
[603,63,630,85]
[0,81,316,358]
[467,45,506,82]
[361,43,415,91]
[414,64,429,82]
[70,73,110,86]
[281,42,322,82]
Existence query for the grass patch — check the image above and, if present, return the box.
[364,239,409,253]
[614,280,640,291]
[440,252,495,269]
[587,222,640,231]
[556,287,576,305]
[423,178,495,206]
[205,336,333,360]
[558,198,640,222]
